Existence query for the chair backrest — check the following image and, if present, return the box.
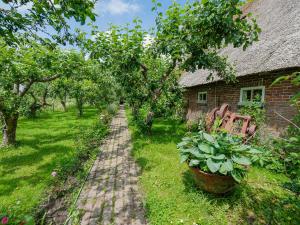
[206,103,256,138]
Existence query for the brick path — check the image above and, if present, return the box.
[77,106,146,225]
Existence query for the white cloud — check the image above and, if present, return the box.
[98,0,141,15]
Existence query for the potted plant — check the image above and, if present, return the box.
[177,131,262,194]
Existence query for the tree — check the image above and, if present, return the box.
[0,0,96,45]
[24,83,51,118]
[0,42,83,146]
[68,57,120,116]
[87,0,260,132]
[49,77,71,112]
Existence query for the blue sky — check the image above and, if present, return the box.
[0,0,186,40]
[71,0,187,33]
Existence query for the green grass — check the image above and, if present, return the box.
[0,107,99,215]
[128,114,300,225]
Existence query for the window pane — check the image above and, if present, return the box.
[203,94,207,101]
[253,89,263,102]
[242,90,252,102]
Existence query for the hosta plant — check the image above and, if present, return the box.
[177,131,262,182]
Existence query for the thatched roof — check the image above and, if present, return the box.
[180,0,300,88]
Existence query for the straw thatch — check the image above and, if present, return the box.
[179,0,300,88]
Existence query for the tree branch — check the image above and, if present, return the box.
[139,63,149,82]
[35,74,61,83]
[19,80,34,97]
[20,74,61,97]
[152,59,177,101]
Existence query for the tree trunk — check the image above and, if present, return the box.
[145,110,154,134]
[132,105,140,120]
[2,114,19,146]
[59,93,67,112]
[76,98,83,117]
[29,105,38,118]
[60,100,67,112]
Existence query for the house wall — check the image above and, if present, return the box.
[185,72,300,129]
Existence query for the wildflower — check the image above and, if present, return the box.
[51,171,57,177]
[1,216,8,224]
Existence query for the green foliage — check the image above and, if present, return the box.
[0,107,99,222]
[128,113,300,225]
[0,207,34,225]
[0,0,96,45]
[260,71,300,185]
[272,71,300,107]
[106,103,118,116]
[178,131,262,182]
[0,40,86,145]
[238,102,266,127]
[56,116,109,180]
[85,0,260,132]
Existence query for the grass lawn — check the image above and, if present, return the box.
[0,107,98,216]
[128,115,300,225]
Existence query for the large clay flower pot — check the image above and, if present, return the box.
[190,167,237,194]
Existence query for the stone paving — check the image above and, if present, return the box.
[77,106,147,225]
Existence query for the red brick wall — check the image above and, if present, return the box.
[185,72,300,129]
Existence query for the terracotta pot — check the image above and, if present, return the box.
[190,167,237,194]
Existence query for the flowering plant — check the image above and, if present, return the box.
[0,205,34,225]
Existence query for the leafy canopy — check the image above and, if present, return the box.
[83,0,260,131]
[0,0,96,45]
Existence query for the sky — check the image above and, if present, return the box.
[70,0,186,33]
[0,0,186,44]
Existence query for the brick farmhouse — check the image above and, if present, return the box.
[179,0,300,129]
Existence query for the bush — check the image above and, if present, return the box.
[0,205,34,225]
[106,103,118,116]
[255,113,300,182]
[178,131,262,183]
[239,103,266,126]
[56,119,109,179]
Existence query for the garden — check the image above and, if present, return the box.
[0,0,299,224]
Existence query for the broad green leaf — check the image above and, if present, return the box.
[203,133,215,143]
[198,143,212,154]
[177,141,188,148]
[206,158,221,173]
[189,159,200,167]
[212,154,225,160]
[219,160,233,175]
[180,154,189,163]
[231,170,242,183]
[247,148,262,154]
[232,155,251,166]
[186,147,202,158]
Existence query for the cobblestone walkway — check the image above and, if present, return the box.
[78,106,146,225]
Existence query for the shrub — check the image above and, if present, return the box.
[0,205,34,225]
[177,131,262,183]
[56,119,109,179]
[106,103,118,116]
[238,102,266,126]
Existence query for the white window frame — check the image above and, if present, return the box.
[239,86,265,105]
[197,91,208,104]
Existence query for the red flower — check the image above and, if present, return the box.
[1,217,8,224]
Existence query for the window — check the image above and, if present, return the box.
[239,86,265,104]
[198,92,207,104]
